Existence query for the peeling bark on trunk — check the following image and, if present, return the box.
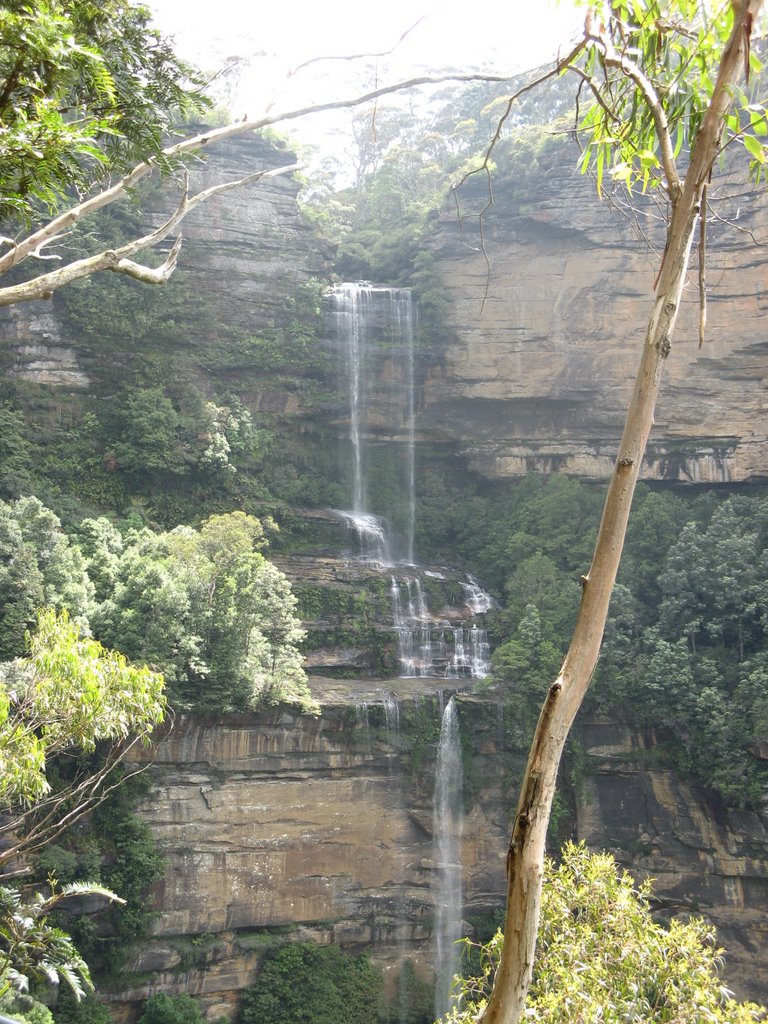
[479,5,763,1023]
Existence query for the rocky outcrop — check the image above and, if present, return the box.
[159,132,331,334]
[425,141,768,482]
[3,131,767,484]
[0,131,332,394]
[0,310,90,387]
[2,130,767,1021]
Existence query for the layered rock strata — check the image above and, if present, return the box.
[0,132,331,393]
[112,690,515,1022]
[577,719,768,1004]
[426,143,768,482]
[109,698,768,1021]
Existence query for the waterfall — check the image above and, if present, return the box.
[339,509,391,564]
[396,293,417,566]
[433,697,464,1019]
[460,575,494,614]
[328,283,416,564]
[390,577,491,680]
[328,282,493,680]
[383,696,401,741]
[444,624,491,679]
[391,576,438,677]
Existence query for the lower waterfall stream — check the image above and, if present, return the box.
[432,696,464,1019]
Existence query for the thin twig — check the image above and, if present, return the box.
[698,180,708,347]
[289,15,431,75]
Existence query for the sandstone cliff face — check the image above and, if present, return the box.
[576,719,768,1005]
[113,690,517,1022]
[2,131,767,1020]
[3,132,767,484]
[425,141,768,483]
[0,132,331,393]
[107,699,768,1021]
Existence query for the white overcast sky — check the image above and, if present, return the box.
[148,0,583,154]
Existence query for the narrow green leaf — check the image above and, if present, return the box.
[743,133,766,162]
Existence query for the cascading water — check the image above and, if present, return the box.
[390,576,492,680]
[396,292,417,567]
[338,509,391,564]
[460,575,494,615]
[432,697,464,1019]
[328,282,492,679]
[390,575,436,677]
[445,625,492,679]
[323,285,489,1020]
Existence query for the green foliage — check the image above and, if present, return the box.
[387,959,433,1024]
[571,0,768,193]
[137,992,206,1024]
[110,388,185,476]
[416,470,605,598]
[446,842,766,1024]
[0,496,94,660]
[0,601,166,1011]
[91,511,314,713]
[0,608,165,808]
[0,0,209,222]
[1,990,55,1024]
[0,879,122,1002]
[0,495,313,720]
[93,788,166,947]
[418,462,768,808]
[238,942,384,1024]
[489,605,565,749]
[52,989,110,1024]
[39,771,167,984]
[0,402,33,499]
[592,493,768,806]
[99,386,260,485]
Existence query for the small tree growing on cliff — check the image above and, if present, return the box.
[464,3,767,1023]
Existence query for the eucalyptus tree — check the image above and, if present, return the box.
[0,608,166,871]
[0,496,94,659]
[448,843,765,1024]
[472,3,767,1022]
[0,603,166,1004]
[90,512,314,713]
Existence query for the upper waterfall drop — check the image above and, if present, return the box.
[326,281,493,681]
[327,282,416,565]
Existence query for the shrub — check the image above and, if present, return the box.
[445,842,766,1024]
[238,942,383,1024]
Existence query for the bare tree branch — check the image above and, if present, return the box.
[448,37,589,311]
[0,70,524,300]
[112,235,183,284]
[289,14,431,75]
[0,163,298,306]
[0,737,154,875]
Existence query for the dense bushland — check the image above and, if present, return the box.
[0,496,313,714]
[416,470,768,807]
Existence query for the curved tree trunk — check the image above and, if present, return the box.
[480,5,762,1022]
